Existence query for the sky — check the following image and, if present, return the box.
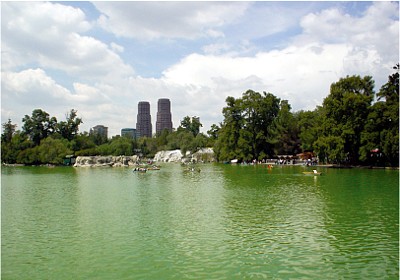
[1,1,399,137]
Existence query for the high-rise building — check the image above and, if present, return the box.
[121,128,140,139]
[156,98,173,134]
[90,125,108,139]
[136,101,152,138]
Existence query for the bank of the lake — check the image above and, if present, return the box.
[2,164,398,279]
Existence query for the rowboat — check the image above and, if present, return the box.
[302,170,322,175]
[147,165,161,170]
[133,167,147,173]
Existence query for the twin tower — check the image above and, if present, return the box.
[136,98,173,138]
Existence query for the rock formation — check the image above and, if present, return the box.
[73,148,215,167]
[74,155,140,167]
[153,150,183,162]
[153,148,214,163]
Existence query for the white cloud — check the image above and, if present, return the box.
[110,42,124,53]
[162,43,347,115]
[161,1,398,127]
[94,2,249,40]
[1,2,134,82]
[2,69,71,106]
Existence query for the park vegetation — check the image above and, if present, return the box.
[1,65,398,167]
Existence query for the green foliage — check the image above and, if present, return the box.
[70,132,96,153]
[22,109,57,145]
[37,137,72,165]
[56,109,83,141]
[296,107,323,152]
[1,131,32,164]
[214,90,280,161]
[207,124,219,140]
[274,100,300,155]
[360,65,399,166]
[316,75,374,164]
[1,119,17,143]
[178,116,202,137]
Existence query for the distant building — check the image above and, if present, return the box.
[121,128,140,139]
[156,98,173,134]
[136,101,152,138]
[90,125,108,139]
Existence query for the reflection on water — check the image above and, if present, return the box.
[2,165,398,279]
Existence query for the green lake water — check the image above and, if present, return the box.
[1,164,399,279]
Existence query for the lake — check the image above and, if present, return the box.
[2,164,399,279]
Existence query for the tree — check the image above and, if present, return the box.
[22,109,57,146]
[1,130,31,164]
[360,65,399,166]
[56,109,83,141]
[207,124,220,140]
[274,100,300,155]
[178,116,202,137]
[38,137,72,165]
[214,90,280,161]
[1,119,17,143]
[70,132,96,153]
[109,136,135,156]
[214,96,243,161]
[296,107,323,152]
[316,75,374,164]
[155,128,170,151]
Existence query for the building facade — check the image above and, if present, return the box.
[136,101,152,138]
[90,125,108,139]
[121,128,140,139]
[156,98,173,134]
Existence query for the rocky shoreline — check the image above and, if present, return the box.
[72,148,215,167]
[73,155,141,167]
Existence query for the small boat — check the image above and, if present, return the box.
[302,170,322,175]
[133,167,147,173]
[147,165,161,170]
[184,167,200,173]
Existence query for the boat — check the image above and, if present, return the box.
[302,170,322,175]
[147,165,161,170]
[184,167,200,173]
[133,167,147,173]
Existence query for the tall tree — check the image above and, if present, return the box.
[22,109,57,146]
[1,119,17,143]
[178,116,202,137]
[214,90,280,161]
[316,75,374,164]
[56,109,83,141]
[360,65,399,166]
[274,100,300,155]
[215,96,243,160]
[239,90,280,159]
[296,107,323,152]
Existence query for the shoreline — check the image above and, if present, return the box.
[2,161,398,170]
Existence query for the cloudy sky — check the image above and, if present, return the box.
[1,1,399,136]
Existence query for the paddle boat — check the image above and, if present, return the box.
[302,169,322,175]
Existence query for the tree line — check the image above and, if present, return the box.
[1,65,398,166]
